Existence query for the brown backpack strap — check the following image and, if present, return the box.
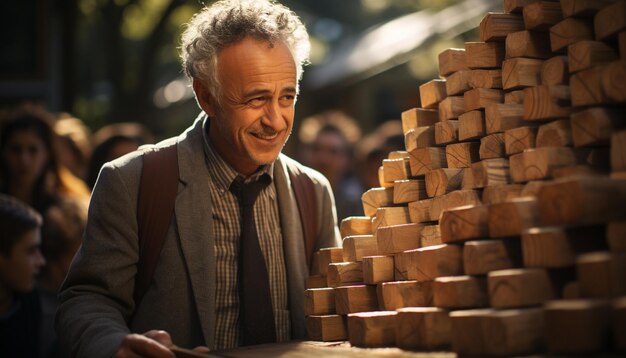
[134,143,179,305]
[286,161,318,270]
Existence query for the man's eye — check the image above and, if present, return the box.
[280,95,295,104]
[248,97,266,105]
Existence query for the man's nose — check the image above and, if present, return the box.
[261,100,284,129]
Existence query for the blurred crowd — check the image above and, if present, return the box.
[0,102,403,357]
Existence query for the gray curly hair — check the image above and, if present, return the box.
[180,0,310,105]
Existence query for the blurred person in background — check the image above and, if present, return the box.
[53,113,93,183]
[299,111,364,220]
[0,104,91,212]
[86,122,154,188]
[0,194,57,358]
[355,120,404,191]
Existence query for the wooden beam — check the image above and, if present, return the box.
[361,187,394,217]
[464,88,504,111]
[523,1,563,30]
[434,120,459,145]
[458,110,486,141]
[334,284,378,315]
[376,223,422,255]
[465,41,505,69]
[541,55,569,86]
[549,17,594,52]
[318,247,344,276]
[393,179,427,204]
[340,216,372,238]
[613,130,626,172]
[485,103,525,134]
[405,244,463,282]
[480,12,525,42]
[419,79,447,109]
[480,133,506,159]
[445,70,472,96]
[306,275,328,289]
[343,235,377,262]
[371,207,411,232]
[536,119,573,147]
[446,142,481,168]
[537,176,626,226]
[421,224,442,247]
[560,0,617,18]
[505,30,552,59]
[347,311,397,348]
[523,85,571,121]
[306,315,347,341]
[509,147,589,183]
[488,268,557,308]
[382,158,411,182]
[433,275,489,309]
[488,197,539,237]
[502,57,544,89]
[601,60,626,103]
[505,126,538,155]
[388,150,409,160]
[568,41,618,74]
[438,48,469,77]
[463,239,522,275]
[401,107,439,133]
[577,251,626,298]
[468,69,502,89]
[544,299,611,354]
[571,66,614,105]
[327,262,363,288]
[504,89,526,104]
[522,226,608,268]
[504,0,537,14]
[571,107,626,147]
[425,168,463,197]
[362,255,394,285]
[438,96,466,121]
[594,1,626,40]
[432,189,482,222]
[378,166,393,189]
[408,198,435,223]
[378,280,434,310]
[408,147,447,176]
[404,126,436,152]
[451,308,545,356]
[440,205,489,243]
[305,288,336,316]
[482,183,524,204]
[471,158,511,188]
[393,252,408,281]
[396,307,451,350]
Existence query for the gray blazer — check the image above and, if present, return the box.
[56,115,341,357]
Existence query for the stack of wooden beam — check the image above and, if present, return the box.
[304,0,626,355]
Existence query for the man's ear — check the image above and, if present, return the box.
[192,78,216,117]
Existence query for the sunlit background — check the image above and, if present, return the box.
[0,0,499,148]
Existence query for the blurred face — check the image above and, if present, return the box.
[194,37,297,175]
[309,131,349,184]
[0,229,45,293]
[2,129,49,185]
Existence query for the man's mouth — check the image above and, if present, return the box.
[252,131,279,141]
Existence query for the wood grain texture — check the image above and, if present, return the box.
[488,268,556,308]
[401,107,439,133]
[327,262,363,288]
[509,147,589,183]
[393,179,427,204]
[347,311,397,348]
[505,30,552,59]
[376,223,422,255]
[409,147,447,176]
[576,251,626,298]
[405,244,463,282]
[523,1,563,30]
[536,119,573,147]
[396,307,451,350]
[458,110,486,141]
[425,168,464,197]
[445,70,472,96]
[463,239,522,275]
[361,187,394,217]
[378,280,434,310]
[362,255,395,284]
[433,275,489,309]
[601,60,626,103]
[502,57,544,90]
[438,48,469,77]
[560,0,616,18]
[342,235,378,262]
[480,12,525,42]
[505,126,538,155]
[549,17,594,52]
[541,55,569,85]
[438,96,466,121]
[480,133,506,160]
[305,288,336,315]
[468,69,502,89]
[568,40,617,73]
[446,142,481,168]
[488,197,539,237]
[464,88,504,111]
[340,216,372,238]
[481,183,524,204]
[465,41,505,69]
[523,85,571,121]
[522,226,607,268]
[440,205,489,243]
[485,103,525,134]
[306,315,347,341]
[594,0,626,40]
[419,79,447,109]
[434,120,459,145]
[382,158,411,182]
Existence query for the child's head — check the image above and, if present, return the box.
[0,194,45,293]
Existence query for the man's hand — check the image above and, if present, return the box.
[114,330,174,358]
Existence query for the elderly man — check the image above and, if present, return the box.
[56,1,341,356]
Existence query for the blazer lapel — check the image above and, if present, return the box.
[274,155,308,339]
[174,115,217,348]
